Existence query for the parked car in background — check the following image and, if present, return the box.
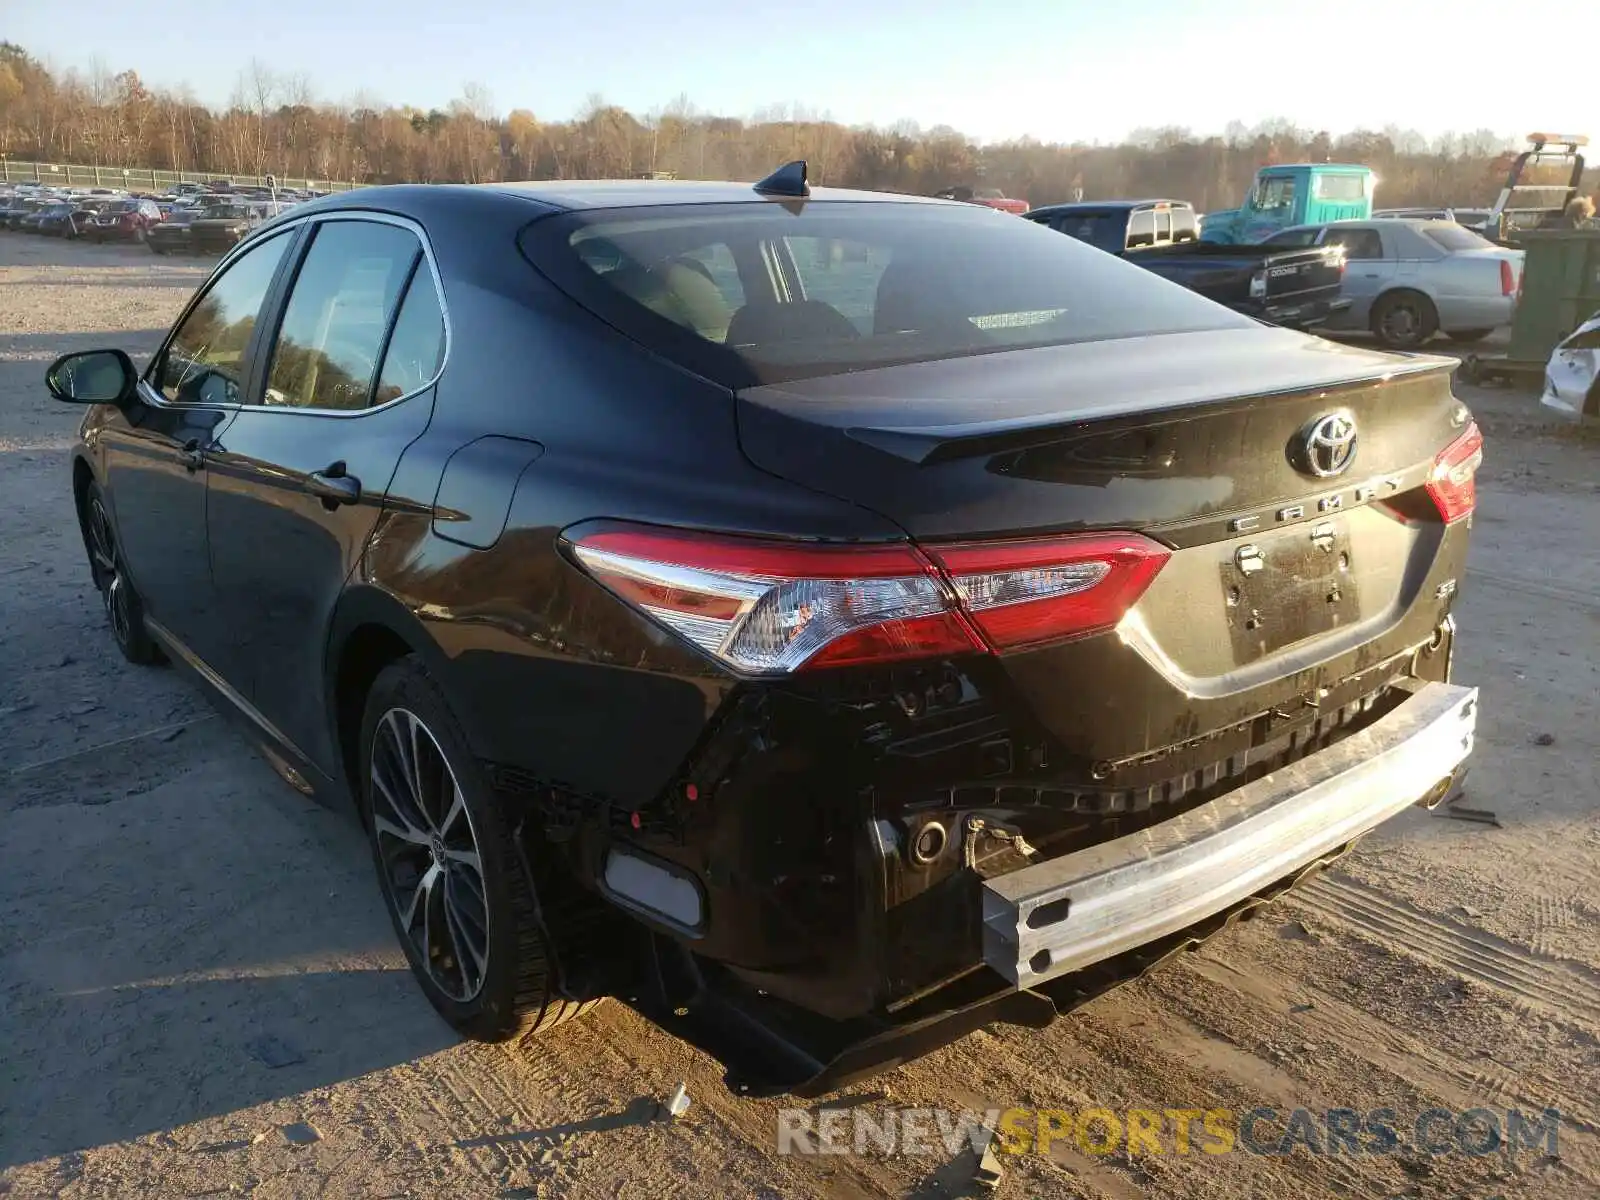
[1541,310,1600,420]
[188,202,268,254]
[1375,207,1495,236]
[1202,164,1375,244]
[1,198,45,230]
[1028,199,1200,252]
[1029,199,1349,330]
[931,185,1030,214]
[146,206,200,254]
[45,172,1479,1096]
[17,204,53,233]
[89,198,165,243]
[1261,218,1522,348]
[37,202,99,238]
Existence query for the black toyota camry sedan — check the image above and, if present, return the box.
[49,165,1480,1095]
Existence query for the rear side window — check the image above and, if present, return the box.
[262,220,420,410]
[1324,227,1384,260]
[374,269,447,404]
[1422,225,1494,252]
[1049,211,1128,254]
[1313,174,1368,201]
[1127,210,1156,248]
[520,202,1251,388]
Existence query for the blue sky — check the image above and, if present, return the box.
[8,0,1591,144]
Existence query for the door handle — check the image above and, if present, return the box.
[307,462,362,507]
[178,439,205,471]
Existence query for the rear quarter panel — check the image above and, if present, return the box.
[1422,253,1516,330]
[357,198,906,807]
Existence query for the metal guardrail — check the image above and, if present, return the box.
[0,159,357,193]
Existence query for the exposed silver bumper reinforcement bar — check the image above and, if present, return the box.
[983,682,1478,990]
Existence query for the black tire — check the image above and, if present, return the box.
[79,481,163,665]
[359,657,595,1042]
[1447,329,1493,344]
[1371,291,1439,349]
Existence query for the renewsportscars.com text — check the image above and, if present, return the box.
[775,1105,1562,1159]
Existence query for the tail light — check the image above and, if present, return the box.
[567,525,1170,674]
[1499,259,1516,297]
[922,534,1169,651]
[1426,421,1484,523]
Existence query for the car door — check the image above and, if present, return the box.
[204,214,447,776]
[98,229,296,671]
[1320,225,1393,326]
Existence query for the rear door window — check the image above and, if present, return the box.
[261,219,420,410]
[784,236,888,335]
[374,268,448,404]
[1324,227,1384,260]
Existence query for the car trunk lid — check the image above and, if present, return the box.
[736,325,1473,761]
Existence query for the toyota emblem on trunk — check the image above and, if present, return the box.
[1296,411,1358,478]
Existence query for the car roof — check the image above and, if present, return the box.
[285,179,956,219]
[486,179,951,209]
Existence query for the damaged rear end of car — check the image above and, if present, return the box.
[511,195,1481,1096]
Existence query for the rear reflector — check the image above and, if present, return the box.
[568,525,1171,674]
[1426,421,1484,523]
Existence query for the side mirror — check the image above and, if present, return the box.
[45,349,138,406]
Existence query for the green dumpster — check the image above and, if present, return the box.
[1507,229,1600,365]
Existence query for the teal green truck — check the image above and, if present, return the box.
[1201,164,1375,244]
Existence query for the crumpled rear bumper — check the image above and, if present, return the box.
[982,681,1477,990]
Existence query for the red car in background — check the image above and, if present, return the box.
[87,198,165,243]
[932,185,1030,214]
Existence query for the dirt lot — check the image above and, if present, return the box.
[1,233,1596,1200]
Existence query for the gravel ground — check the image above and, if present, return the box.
[1,234,1597,1200]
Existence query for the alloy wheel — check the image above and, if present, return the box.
[87,497,132,645]
[369,708,490,1002]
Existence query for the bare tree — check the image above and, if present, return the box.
[0,38,1587,210]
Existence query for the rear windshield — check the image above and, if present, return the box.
[520,202,1248,387]
[1422,225,1494,252]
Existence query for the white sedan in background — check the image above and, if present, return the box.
[1542,312,1600,421]
[1262,218,1523,349]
